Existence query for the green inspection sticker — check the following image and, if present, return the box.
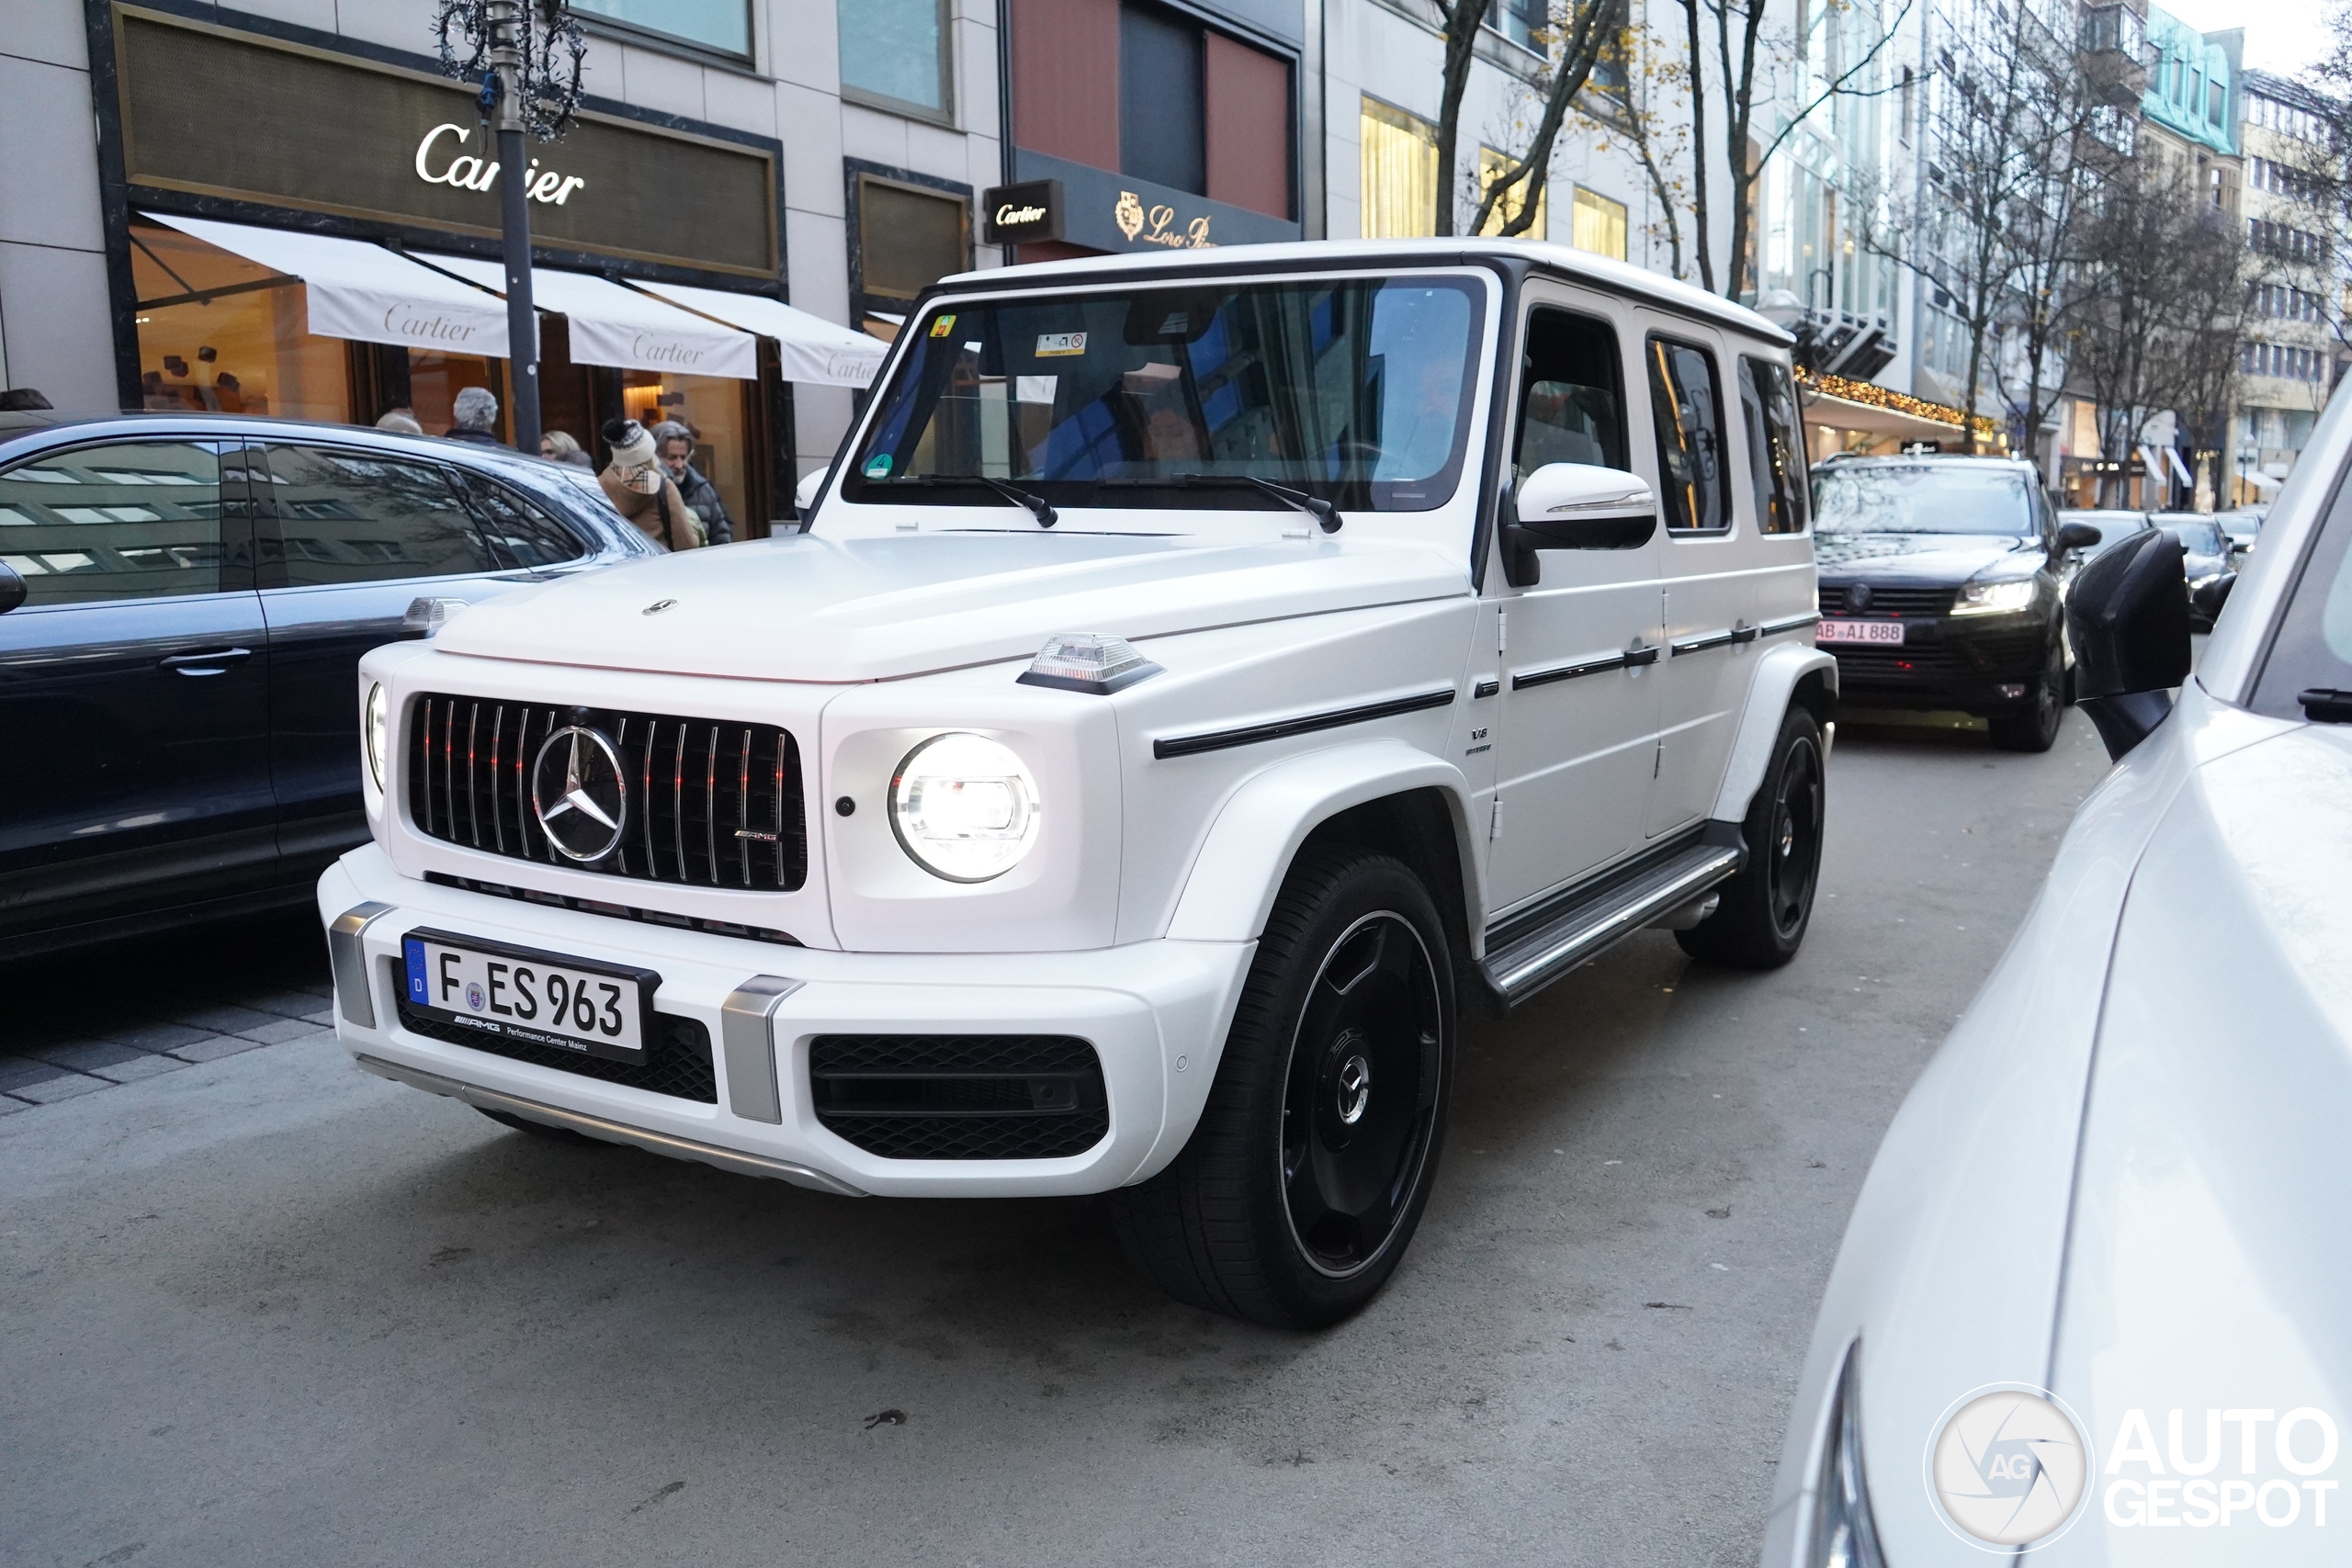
[864,454,893,479]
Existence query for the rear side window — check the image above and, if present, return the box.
[1514,308,1629,478]
[0,440,231,604]
[257,445,494,587]
[458,474,588,569]
[1737,356,1810,535]
[1646,336,1731,533]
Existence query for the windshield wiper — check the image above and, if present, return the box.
[879,474,1057,527]
[1102,473,1340,533]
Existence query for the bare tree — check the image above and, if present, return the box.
[1469,0,1624,236]
[1576,17,1696,277]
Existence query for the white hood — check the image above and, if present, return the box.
[435,530,1470,682]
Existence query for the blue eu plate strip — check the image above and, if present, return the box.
[403,937,429,1006]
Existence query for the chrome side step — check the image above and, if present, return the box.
[1477,829,1745,1010]
[353,1052,865,1197]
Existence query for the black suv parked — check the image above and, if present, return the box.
[0,412,654,961]
[1812,455,2097,751]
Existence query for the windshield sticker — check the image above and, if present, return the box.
[863,454,893,478]
[1035,332,1089,358]
[928,315,956,338]
[1015,376,1057,405]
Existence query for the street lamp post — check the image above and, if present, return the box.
[435,1,585,454]
[487,1,539,453]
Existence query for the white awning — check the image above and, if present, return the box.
[629,279,888,389]
[144,212,510,357]
[2164,446,2195,487]
[417,255,757,380]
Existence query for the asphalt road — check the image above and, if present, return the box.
[2,706,2114,1568]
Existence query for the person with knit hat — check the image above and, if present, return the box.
[597,417,704,551]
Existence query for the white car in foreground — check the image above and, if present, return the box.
[1766,395,2352,1562]
[321,240,1834,1327]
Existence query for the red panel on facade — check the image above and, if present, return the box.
[1010,0,1121,174]
[1204,34,1291,220]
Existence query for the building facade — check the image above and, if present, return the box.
[2233,67,2343,506]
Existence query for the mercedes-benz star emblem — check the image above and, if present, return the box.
[531,726,628,863]
[1846,582,1873,613]
[1336,1054,1373,1126]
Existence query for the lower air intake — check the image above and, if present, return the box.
[396,996,718,1104]
[809,1034,1109,1160]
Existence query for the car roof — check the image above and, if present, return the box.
[1,409,568,483]
[1815,453,2038,470]
[930,237,1793,346]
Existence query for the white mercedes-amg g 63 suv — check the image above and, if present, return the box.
[322,239,1831,1327]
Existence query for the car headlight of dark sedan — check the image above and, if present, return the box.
[1811,1343,1888,1568]
[1951,576,2037,616]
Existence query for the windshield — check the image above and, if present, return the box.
[843,275,1487,513]
[1812,465,2035,536]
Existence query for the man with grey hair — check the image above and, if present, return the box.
[652,420,733,544]
[446,385,502,446]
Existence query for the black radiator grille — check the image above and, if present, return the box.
[1819,583,1955,617]
[407,694,806,892]
[396,998,718,1103]
[809,1034,1109,1160]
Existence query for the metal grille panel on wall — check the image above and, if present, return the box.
[112,6,779,278]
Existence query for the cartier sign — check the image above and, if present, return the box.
[111,5,779,277]
[981,179,1064,246]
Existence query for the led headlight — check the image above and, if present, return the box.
[888,732,1041,882]
[1810,1344,1887,1568]
[364,682,388,790]
[1951,576,2037,615]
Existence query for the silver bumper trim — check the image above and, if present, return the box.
[329,901,397,1029]
[354,1052,865,1197]
[719,976,805,1124]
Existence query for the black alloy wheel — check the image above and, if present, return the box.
[1988,637,2065,752]
[1678,707,1827,969]
[1108,847,1454,1327]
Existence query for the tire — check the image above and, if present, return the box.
[1987,637,2064,752]
[1107,847,1455,1328]
[1676,707,1826,970]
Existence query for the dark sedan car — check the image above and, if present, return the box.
[0,412,654,961]
[2151,513,2235,628]
[1812,455,2096,752]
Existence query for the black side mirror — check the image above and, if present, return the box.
[0,558,24,615]
[2054,521,2101,553]
[2191,572,2235,623]
[2070,529,2190,761]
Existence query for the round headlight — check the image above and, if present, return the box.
[365,682,388,790]
[888,732,1040,883]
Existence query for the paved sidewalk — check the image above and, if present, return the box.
[1,911,334,1111]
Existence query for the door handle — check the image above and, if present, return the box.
[159,647,253,675]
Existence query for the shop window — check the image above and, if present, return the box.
[255,444,495,588]
[130,221,348,423]
[1571,186,1627,260]
[1361,98,1438,238]
[1646,337,1730,534]
[572,0,752,59]
[0,441,227,606]
[1478,147,1547,240]
[617,373,752,542]
[838,0,953,117]
[850,167,973,338]
[1122,4,1205,195]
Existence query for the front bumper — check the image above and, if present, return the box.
[1825,613,2054,713]
[320,845,1253,1198]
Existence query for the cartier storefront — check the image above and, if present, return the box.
[92,4,798,529]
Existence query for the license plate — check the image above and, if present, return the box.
[400,928,657,1063]
[1818,618,1905,646]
